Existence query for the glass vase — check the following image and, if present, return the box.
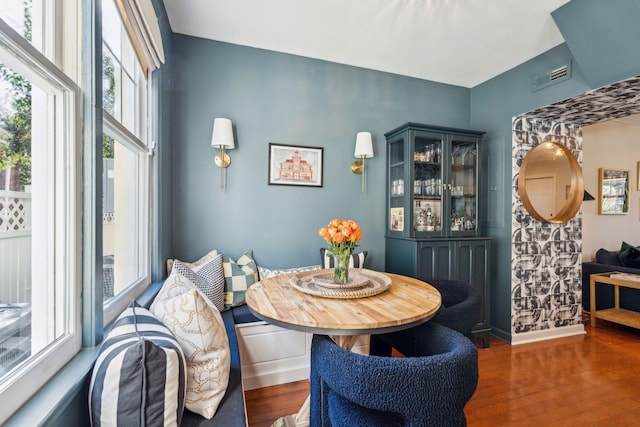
[333,252,351,285]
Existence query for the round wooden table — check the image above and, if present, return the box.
[245,270,442,427]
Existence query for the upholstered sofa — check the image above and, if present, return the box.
[582,246,640,313]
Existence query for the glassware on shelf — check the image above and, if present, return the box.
[391,179,405,196]
[414,180,422,195]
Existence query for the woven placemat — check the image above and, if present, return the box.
[290,269,391,299]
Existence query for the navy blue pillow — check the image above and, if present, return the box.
[618,242,640,268]
[595,248,622,266]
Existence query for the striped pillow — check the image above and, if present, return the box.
[89,304,187,427]
[320,248,368,269]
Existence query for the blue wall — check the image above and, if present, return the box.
[170,35,471,271]
[470,42,640,340]
[470,44,593,340]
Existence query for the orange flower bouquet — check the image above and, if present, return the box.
[318,218,363,284]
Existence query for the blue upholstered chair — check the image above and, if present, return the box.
[369,279,482,358]
[428,279,482,340]
[310,323,478,427]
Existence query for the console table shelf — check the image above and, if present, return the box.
[590,272,640,328]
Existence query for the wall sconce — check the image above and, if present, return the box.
[351,131,374,192]
[211,118,235,189]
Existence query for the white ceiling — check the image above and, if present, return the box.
[163,0,571,88]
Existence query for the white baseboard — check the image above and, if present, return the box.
[511,324,585,345]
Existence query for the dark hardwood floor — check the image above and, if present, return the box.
[245,315,640,426]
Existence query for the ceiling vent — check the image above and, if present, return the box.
[531,62,572,92]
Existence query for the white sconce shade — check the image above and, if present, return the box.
[211,118,235,189]
[352,131,374,192]
[211,118,235,149]
[354,132,374,158]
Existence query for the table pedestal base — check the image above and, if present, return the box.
[269,335,358,427]
[271,396,310,427]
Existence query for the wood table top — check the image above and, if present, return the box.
[245,271,442,336]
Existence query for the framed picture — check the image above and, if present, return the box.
[268,143,323,187]
[598,168,629,214]
[390,207,404,231]
[637,161,640,190]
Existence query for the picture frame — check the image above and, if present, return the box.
[637,161,640,190]
[390,207,404,231]
[598,168,629,214]
[268,143,323,187]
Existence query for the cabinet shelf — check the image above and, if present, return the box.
[414,195,441,201]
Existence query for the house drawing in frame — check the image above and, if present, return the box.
[269,143,323,187]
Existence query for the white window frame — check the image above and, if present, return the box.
[101,111,151,326]
[0,15,81,425]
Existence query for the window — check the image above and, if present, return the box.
[0,1,81,423]
[101,0,150,325]
[0,0,160,420]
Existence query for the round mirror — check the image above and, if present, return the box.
[518,141,584,223]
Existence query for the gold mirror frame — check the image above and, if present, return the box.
[518,141,584,223]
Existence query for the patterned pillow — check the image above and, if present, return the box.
[172,256,225,312]
[89,303,187,427]
[150,268,231,420]
[320,248,368,269]
[258,264,322,280]
[223,250,259,308]
[166,250,225,311]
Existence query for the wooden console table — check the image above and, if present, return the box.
[590,272,640,328]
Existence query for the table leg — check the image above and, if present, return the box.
[270,335,359,427]
[590,277,596,327]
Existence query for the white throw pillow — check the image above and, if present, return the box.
[257,264,322,280]
[151,267,230,419]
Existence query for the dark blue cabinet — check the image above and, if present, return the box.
[384,123,491,347]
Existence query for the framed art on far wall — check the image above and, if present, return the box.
[599,168,629,214]
[268,143,323,187]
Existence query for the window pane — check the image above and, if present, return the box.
[121,73,135,131]
[0,1,32,44]
[102,0,121,59]
[102,136,143,303]
[0,63,71,381]
[102,0,146,140]
[0,62,32,379]
[102,47,118,119]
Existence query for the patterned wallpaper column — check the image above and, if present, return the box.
[511,117,583,334]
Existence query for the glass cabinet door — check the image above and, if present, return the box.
[450,137,478,234]
[412,133,443,235]
[388,135,406,234]
[385,123,483,239]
